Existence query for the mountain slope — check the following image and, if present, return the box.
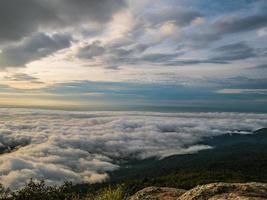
[107,128,267,188]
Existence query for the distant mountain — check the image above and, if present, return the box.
[202,128,267,147]
[108,128,267,187]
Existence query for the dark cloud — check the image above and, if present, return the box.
[76,39,230,68]
[253,64,267,69]
[0,0,54,43]
[0,33,72,67]
[212,14,267,35]
[0,0,127,43]
[85,5,205,66]
[141,53,181,63]
[74,4,267,69]
[132,53,228,66]
[1,0,265,70]
[211,42,256,61]
[77,41,106,59]
[164,59,228,66]
[3,73,44,84]
[77,41,150,68]
[257,47,267,57]
[54,0,127,24]
[209,76,267,89]
[191,14,267,43]
[144,6,203,27]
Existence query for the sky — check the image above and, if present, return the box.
[0,0,267,112]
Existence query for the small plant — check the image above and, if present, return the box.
[0,184,11,200]
[92,186,126,200]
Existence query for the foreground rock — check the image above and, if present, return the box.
[129,186,186,200]
[179,182,267,200]
[130,183,267,200]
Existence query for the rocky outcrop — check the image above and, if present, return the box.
[130,183,267,200]
[129,186,186,200]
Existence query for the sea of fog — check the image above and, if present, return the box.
[0,108,267,189]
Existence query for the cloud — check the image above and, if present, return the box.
[0,0,127,43]
[0,109,266,190]
[76,39,227,68]
[0,0,266,112]
[140,53,181,63]
[252,64,267,69]
[210,76,267,89]
[211,14,267,35]
[258,28,267,37]
[190,13,267,44]
[143,6,204,27]
[73,4,267,69]
[216,89,267,95]
[76,40,149,68]
[3,73,43,83]
[211,42,256,61]
[74,4,206,69]
[77,41,106,59]
[1,0,265,71]
[0,0,54,43]
[0,33,72,67]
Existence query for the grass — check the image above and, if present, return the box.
[90,186,125,200]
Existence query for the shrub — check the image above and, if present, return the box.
[89,186,126,200]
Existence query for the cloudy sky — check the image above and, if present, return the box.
[0,0,267,112]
